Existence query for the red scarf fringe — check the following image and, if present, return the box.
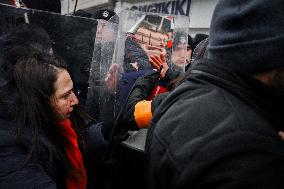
[58,119,87,189]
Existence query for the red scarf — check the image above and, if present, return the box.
[59,119,87,189]
[148,85,168,100]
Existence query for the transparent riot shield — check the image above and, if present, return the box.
[115,11,190,72]
[115,10,189,120]
[117,11,189,151]
[0,3,98,107]
[86,19,119,122]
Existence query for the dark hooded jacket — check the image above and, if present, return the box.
[0,117,65,188]
[145,61,284,189]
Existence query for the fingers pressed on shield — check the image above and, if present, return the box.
[149,58,160,69]
[150,55,162,70]
[160,53,166,63]
[152,55,163,65]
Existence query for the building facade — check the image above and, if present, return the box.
[64,0,217,35]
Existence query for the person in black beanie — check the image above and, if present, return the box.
[21,0,61,13]
[145,0,284,188]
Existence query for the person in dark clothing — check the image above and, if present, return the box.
[145,0,284,188]
[0,25,105,189]
[0,49,85,188]
[115,68,168,133]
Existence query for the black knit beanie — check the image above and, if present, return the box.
[208,0,284,74]
[22,0,61,13]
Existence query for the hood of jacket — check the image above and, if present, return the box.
[190,60,284,131]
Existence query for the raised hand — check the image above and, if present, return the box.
[149,54,169,79]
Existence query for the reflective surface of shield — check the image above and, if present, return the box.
[0,3,98,109]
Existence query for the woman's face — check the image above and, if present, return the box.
[50,69,78,120]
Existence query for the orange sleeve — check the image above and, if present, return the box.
[134,100,152,129]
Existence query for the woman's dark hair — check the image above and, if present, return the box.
[14,49,77,171]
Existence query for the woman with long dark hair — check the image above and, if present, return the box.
[0,27,88,188]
